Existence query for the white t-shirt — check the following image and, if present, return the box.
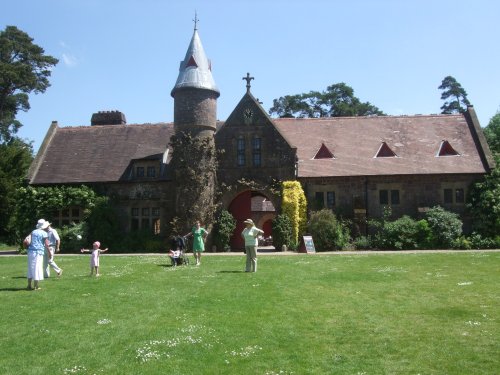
[242,227,264,247]
[47,228,60,247]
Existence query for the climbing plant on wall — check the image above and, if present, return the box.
[281,180,307,247]
[170,132,218,232]
[14,185,102,242]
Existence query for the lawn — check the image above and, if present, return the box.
[0,251,498,374]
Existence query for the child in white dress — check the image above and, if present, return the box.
[81,241,108,276]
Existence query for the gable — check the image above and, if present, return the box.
[216,91,295,150]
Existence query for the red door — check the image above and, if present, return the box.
[228,191,252,249]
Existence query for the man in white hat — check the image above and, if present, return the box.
[26,219,50,290]
[241,219,264,272]
[44,223,63,278]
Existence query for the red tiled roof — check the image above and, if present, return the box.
[30,123,174,184]
[29,112,491,185]
[273,114,488,177]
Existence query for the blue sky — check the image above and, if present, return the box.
[3,0,500,152]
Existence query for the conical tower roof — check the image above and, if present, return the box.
[171,29,219,97]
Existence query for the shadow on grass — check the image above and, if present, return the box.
[157,264,175,268]
[0,287,30,292]
[217,270,246,273]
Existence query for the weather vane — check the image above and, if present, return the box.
[242,72,254,93]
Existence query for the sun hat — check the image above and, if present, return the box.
[243,219,254,225]
[36,219,50,229]
[93,241,101,248]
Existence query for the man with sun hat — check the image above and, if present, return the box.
[241,218,264,273]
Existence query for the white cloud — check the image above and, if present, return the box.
[62,53,78,67]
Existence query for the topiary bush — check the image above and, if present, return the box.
[307,209,351,251]
[272,214,294,251]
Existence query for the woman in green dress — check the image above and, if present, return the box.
[185,221,208,265]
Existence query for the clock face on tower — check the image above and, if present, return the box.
[243,108,253,124]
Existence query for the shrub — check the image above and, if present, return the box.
[85,197,124,250]
[213,210,236,252]
[371,215,422,250]
[369,208,432,250]
[60,222,88,253]
[462,232,499,249]
[281,181,307,246]
[353,235,371,250]
[272,214,294,251]
[116,229,164,253]
[307,209,351,251]
[425,206,463,248]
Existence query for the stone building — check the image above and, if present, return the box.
[27,26,495,249]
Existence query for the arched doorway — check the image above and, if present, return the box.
[227,190,276,249]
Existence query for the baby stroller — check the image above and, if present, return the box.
[169,235,189,266]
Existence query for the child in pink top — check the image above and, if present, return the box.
[81,241,108,276]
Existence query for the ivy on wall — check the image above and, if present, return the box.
[281,180,307,246]
[170,132,218,232]
[14,185,101,242]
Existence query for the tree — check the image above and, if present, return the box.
[0,25,58,143]
[0,138,33,242]
[269,83,385,118]
[438,75,470,114]
[483,111,500,155]
[467,155,500,240]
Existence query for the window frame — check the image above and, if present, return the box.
[378,188,400,206]
[252,137,262,167]
[237,137,246,166]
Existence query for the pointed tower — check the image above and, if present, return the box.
[171,23,220,138]
[170,20,219,233]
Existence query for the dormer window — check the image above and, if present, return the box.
[437,140,460,156]
[375,142,397,158]
[147,166,156,177]
[313,143,334,159]
[186,55,198,68]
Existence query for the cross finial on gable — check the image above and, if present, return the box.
[242,72,254,93]
[193,11,199,30]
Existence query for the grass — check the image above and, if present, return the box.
[0,251,499,374]
[0,243,15,251]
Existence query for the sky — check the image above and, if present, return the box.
[3,0,500,152]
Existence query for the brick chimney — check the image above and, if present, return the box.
[91,111,126,126]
